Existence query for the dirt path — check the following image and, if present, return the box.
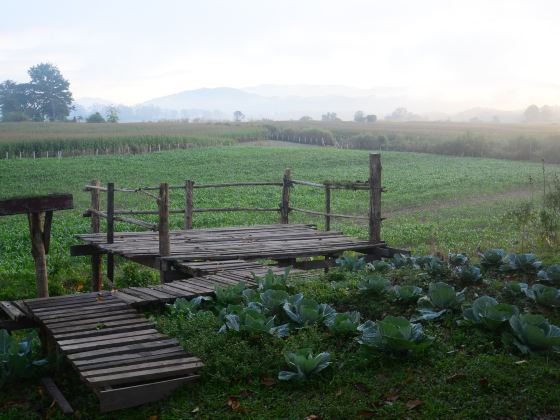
[384,187,535,218]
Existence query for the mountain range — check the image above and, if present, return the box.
[71,85,543,123]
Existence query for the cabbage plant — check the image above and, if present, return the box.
[1,330,47,387]
[324,311,361,335]
[357,316,432,353]
[283,294,336,326]
[219,306,290,337]
[454,266,482,284]
[367,260,392,273]
[538,264,560,285]
[336,255,365,272]
[260,289,290,315]
[391,285,423,304]
[215,282,247,305]
[254,268,290,291]
[413,282,466,321]
[504,281,528,296]
[524,284,560,308]
[448,253,469,267]
[478,248,506,269]
[167,296,212,319]
[500,253,543,274]
[507,314,560,354]
[391,254,417,269]
[462,296,519,331]
[278,349,331,381]
[357,275,391,295]
[416,256,446,277]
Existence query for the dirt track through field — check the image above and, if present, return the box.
[384,187,534,218]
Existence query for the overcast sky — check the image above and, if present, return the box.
[1,0,559,110]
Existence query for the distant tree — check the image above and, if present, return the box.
[354,111,365,122]
[299,115,313,121]
[321,112,340,122]
[0,80,31,121]
[385,107,419,122]
[27,63,73,121]
[86,112,105,123]
[105,106,119,123]
[365,114,377,123]
[524,105,540,122]
[540,105,554,122]
[233,110,245,122]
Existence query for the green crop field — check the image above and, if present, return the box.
[1,143,560,419]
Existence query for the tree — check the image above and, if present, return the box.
[524,105,540,123]
[106,106,119,123]
[354,111,365,122]
[86,112,105,123]
[321,112,340,122]
[0,80,31,121]
[233,110,245,122]
[299,115,313,121]
[366,114,377,123]
[27,63,73,121]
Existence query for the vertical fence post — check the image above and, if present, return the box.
[28,212,49,298]
[106,182,115,284]
[158,183,170,282]
[324,183,331,231]
[368,154,382,243]
[90,180,103,291]
[184,180,194,229]
[281,168,291,224]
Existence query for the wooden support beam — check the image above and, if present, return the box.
[91,180,102,292]
[281,168,291,224]
[325,184,331,231]
[41,377,74,415]
[158,183,170,283]
[107,183,115,284]
[28,212,49,298]
[184,180,194,229]
[368,153,382,243]
[0,193,73,216]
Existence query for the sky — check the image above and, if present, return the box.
[1,0,559,110]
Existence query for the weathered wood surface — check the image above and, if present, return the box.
[22,291,202,413]
[41,377,74,415]
[0,193,73,216]
[75,224,384,262]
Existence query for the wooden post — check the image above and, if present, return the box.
[107,182,115,284]
[28,212,49,297]
[159,183,170,282]
[281,168,291,224]
[368,154,382,243]
[90,180,102,291]
[184,180,194,229]
[325,183,331,231]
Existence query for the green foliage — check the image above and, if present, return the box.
[448,253,469,267]
[413,282,466,321]
[504,281,528,296]
[507,314,560,354]
[538,264,560,285]
[454,266,482,284]
[86,112,106,123]
[367,259,392,273]
[323,311,361,336]
[462,296,519,331]
[357,275,391,295]
[214,282,247,306]
[1,330,47,387]
[335,255,365,272]
[218,306,290,338]
[259,289,290,315]
[391,285,423,304]
[500,253,543,274]
[524,284,560,307]
[116,262,159,288]
[357,316,433,353]
[283,294,336,326]
[416,255,446,277]
[479,248,506,269]
[278,348,331,381]
[254,268,290,291]
[167,296,213,319]
[391,253,417,269]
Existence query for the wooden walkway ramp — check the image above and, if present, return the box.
[1,261,303,412]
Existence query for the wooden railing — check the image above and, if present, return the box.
[83,153,383,287]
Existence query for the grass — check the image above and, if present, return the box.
[1,143,559,418]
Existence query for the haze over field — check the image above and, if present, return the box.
[2,0,560,121]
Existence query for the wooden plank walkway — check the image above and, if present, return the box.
[22,291,202,412]
[75,224,385,264]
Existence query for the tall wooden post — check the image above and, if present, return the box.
[184,180,194,229]
[106,182,115,284]
[90,180,102,291]
[368,154,382,243]
[324,184,331,231]
[158,183,170,282]
[28,212,49,297]
[281,168,291,224]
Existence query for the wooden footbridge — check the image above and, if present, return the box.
[1,154,404,412]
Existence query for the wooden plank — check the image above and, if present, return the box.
[118,288,159,302]
[41,309,137,325]
[113,291,145,305]
[41,377,74,415]
[128,287,176,300]
[53,322,154,340]
[98,375,199,412]
[67,338,180,361]
[0,301,26,320]
[58,329,161,347]
[87,362,202,386]
[0,193,73,216]
[71,347,187,369]
[44,312,142,328]
[49,317,152,335]
[61,333,167,354]
[82,356,200,378]
[33,301,127,317]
